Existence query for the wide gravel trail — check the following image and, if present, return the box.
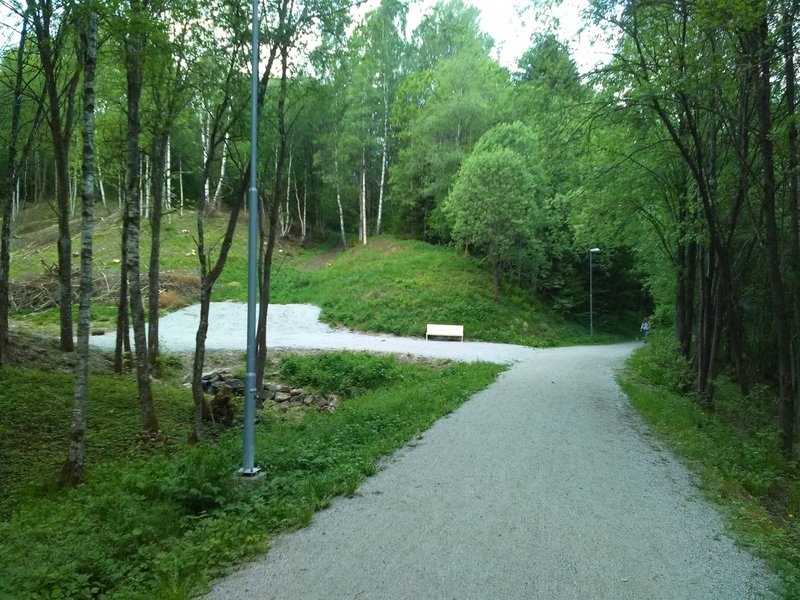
[199,320,776,599]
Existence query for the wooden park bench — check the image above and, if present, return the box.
[426,323,464,342]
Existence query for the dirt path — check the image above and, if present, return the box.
[302,246,343,271]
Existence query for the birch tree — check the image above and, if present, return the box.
[28,0,81,352]
[62,5,96,486]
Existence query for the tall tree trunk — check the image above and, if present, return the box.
[212,130,228,211]
[0,9,29,366]
[202,110,210,212]
[124,10,159,434]
[165,134,172,212]
[255,44,288,394]
[96,161,107,211]
[114,207,131,373]
[376,73,389,236]
[147,131,167,375]
[360,147,367,245]
[335,153,346,248]
[62,9,97,486]
[179,157,184,217]
[674,177,695,359]
[755,18,794,456]
[297,172,307,243]
[784,1,800,417]
[30,0,79,352]
[696,244,715,399]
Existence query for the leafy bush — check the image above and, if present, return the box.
[280,352,406,397]
[629,331,693,393]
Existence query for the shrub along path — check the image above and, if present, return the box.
[206,338,776,599]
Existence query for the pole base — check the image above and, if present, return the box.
[237,466,262,477]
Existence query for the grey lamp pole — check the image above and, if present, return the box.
[589,248,600,336]
[240,0,260,477]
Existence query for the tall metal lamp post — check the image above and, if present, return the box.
[589,247,600,336]
[240,0,260,477]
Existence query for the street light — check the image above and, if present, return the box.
[240,0,260,477]
[589,248,600,336]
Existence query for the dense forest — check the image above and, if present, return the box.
[1,0,798,481]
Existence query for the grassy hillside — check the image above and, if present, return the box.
[10,207,628,345]
[0,354,503,598]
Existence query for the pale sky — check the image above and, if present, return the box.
[403,0,610,73]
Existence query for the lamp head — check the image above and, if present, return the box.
[589,247,600,253]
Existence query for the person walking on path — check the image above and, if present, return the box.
[640,318,651,341]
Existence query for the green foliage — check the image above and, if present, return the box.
[444,122,545,295]
[390,48,511,239]
[629,332,693,393]
[622,339,800,597]
[280,352,405,396]
[0,357,503,598]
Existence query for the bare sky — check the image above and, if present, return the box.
[404,0,610,73]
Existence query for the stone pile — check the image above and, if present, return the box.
[199,370,340,413]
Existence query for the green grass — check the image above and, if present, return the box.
[10,207,630,345]
[0,353,504,599]
[269,237,627,346]
[619,334,800,598]
[0,367,193,514]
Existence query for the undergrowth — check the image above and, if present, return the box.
[0,354,503,598]
[620,334,800,598]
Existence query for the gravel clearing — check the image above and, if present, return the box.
[91,303,775,598]
[89,302,538,362]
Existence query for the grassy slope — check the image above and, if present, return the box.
[10,207,627,345]
[0,355,503,598]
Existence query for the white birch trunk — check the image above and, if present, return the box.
[97,162,107,210]
[12,178,20,221]
[143,154,150,220]
[165,134,171,212]
[279,150,293,237]
[335,154,346,248]
[70,162,78,216]
[179,157,184,217]
[201,111,210,212]
[211,130,228,211]
[295,171,306,242]
[376,74,389,236]
[360,147,367,245]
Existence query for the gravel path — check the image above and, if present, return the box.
[91,303,775,598]
[89,302,536,362]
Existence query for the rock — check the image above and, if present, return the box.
[264,382,290,393]
[274,392,292,403]
[226,378,244,393]
[290,388,304,396]
[302,396,313,405]
[258,390,275,402]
